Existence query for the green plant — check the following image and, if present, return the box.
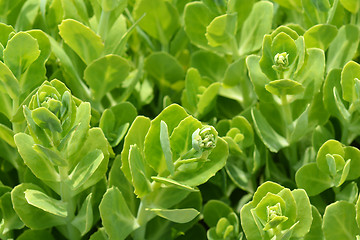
[2,0,360,240]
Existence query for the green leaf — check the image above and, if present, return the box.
[240,202,263,240]
[259,35,278,81]
[326,154,337,177]
[21,30,52,92]
[341,61,360,103]
[205,13,237,47]
[58,19,104,65]
[191,50,227,82]
[71,193,93,236]
[0,123,15,147]
[151,176,198,192]
[239,1,273,55]
[47,35,89,101]
[323,69,345,120]
[15,0,40,30]
[335,159,351,187]
[316,140,344,175]
[340,0,360,13]
[304,206,324,240]
[17,229,56,240]
[84,54,129,101]
[182,68,201,113]
[145,52,185,85]
[0,192,24,234]
[12,184,66,229]
[302,0,328,25]
[69,149,104,190]
[31,107,62,133]
[3,32,40,79]
[247,55,273,102]
[169,115,202,160]
[0,61,20,100]
[171,137,228,187]
[271,32,297,66]
[160,120,174,175]
[14,133,60,182]
[99,102,137,147]
[226,157,254,193]
[0,23,14,46]
[203,200,233,227]
[271,0,302,10]
[24,189,67,217]
[121,116,151,183]
[101,0,125,12]
[292,189,312,237]
[290,106,309,143]
[345,146,360,180]
[323,201,360,240]
[304,24,338,50]
[33,144,67,167]
[89,228,109,240]
[184,2,216,49]
[129,144,151,198]
[144,104,188,173]
[67,102,91,160]
[336,182,358,203]
[99,187,139,240]
[251,108,289,152]
[295,163,333,196]
[147,208,199,224]
[265,79,304,96]
[197,82,220,118]
[327,24,359,72]
[227,0,255,30]
[133,0,179,43]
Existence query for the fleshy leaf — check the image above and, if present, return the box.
[99,187,139,240]
[58,19,104,65]
[24,189,67,217]
[84,54,130,101]
[147,208,199,224]
[129,144,151,198]
[323,201,360,240]
[3,32,40,79]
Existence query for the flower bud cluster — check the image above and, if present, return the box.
[192,126,218,152]
[273,52,289,72]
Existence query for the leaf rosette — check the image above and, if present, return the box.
[112,104,228,238]
[251,25,327,100]
[12,79,113,236]
[296,139,360,196]
[240,181,312,240]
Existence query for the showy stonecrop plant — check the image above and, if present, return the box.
[11,80,113,240]
[240,181,312,240]
[99,104,228,240]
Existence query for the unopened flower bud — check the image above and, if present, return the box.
[192,125,218,152]
[273,52,289,72]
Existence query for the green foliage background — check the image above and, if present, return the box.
[0,0,360,239]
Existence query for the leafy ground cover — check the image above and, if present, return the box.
[0,0,360,239]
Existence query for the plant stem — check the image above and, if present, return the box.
[59,167,79,240]
[133,201,147,240]
[281,95,292,137]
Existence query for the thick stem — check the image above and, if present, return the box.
[281,95,293,137]
[59,167,79,240]
[133,201,148,240]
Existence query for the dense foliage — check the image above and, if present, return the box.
[0,0,360,239]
